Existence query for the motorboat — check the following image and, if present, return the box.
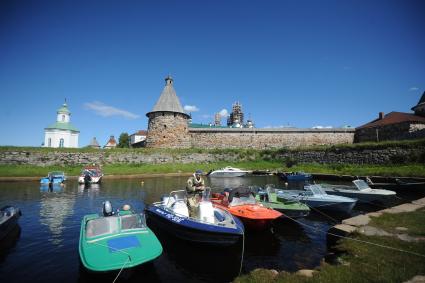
[278,171,312,181]
[253,185,310,218]
[40,171,66,185]
[322,180,396,203]
[78,165,103,184]
[79,201,162,272]
[145,188,244,246]
[207,166,250,177]
[365,177,425,192]
[211,187,282,231]
[0,206,22,241]
[276,184,357,214]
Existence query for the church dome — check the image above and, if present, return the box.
[57,103,71,114]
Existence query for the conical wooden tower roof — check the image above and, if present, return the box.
[146,76,189,117]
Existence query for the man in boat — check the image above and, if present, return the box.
[186,170,205,216]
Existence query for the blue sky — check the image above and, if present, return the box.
[0,0,424,146]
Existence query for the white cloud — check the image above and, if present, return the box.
[184,105,200,112]
[218,109,228,117]
[312,125,333,129]
[84,101,140,119]
[409,87,419,91]
[201,114,212,119]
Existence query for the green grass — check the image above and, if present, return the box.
[285,163,425,177]
[369,208,425,237]
[0,160,283,177]
[0,162,424,177]
[234,208,425,283]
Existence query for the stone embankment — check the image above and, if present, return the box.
[330,197,425,242]
[0,145,423,166]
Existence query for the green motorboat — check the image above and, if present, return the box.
[79,201,163,272]
[255,186,310,218]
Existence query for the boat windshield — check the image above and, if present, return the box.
[49,171,64,177]
[201,188,211,202]
[306,185,327,195]
[86,217,119,238]
[121,214,146,230]
[86,214,146,238]
[353,180,370,191]
[229,194,256,206]
[169,190,187,205]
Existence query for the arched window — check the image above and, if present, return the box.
[62,115,65,122]
[48,138,51,147]
[59,138,64,148]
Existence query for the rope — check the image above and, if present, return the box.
[113,257,131,283]
[238,230,245,276]
[284,214,425,259]
[303,203,340,224]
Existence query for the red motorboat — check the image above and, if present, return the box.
[211,187,282,231]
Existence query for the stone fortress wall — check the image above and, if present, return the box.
[1,145,421,166]
[188,128,355,149]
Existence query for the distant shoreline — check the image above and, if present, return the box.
[0,172,193,182]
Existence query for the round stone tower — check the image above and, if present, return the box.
[145,76,191,148]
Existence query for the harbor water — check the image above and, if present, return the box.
[0,175,423,283]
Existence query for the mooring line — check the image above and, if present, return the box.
[112,257,131,283]
[284,214,425,258]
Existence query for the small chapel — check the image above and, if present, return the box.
[44,102,80,148]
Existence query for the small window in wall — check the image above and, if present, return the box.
[162,112,164,116]
[164,124,167,129]
[174,113,176,117]
[59,138,64,148]
[62,115,65,122]
[48,138,51,147]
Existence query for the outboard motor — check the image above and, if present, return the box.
[258,190,269,202]
[84,173,92,185]
[102,200,113,216]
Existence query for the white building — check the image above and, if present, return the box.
[130,130,147,148]
[44,102,79,148]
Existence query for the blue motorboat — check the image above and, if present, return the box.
[40,171,66,185]
[145,189,244,246]
[279,171,312,181]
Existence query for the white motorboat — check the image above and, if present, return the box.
[322,180,396,203]
[276,184,357,213]
[78,165,103,184]
[207,166,250,177]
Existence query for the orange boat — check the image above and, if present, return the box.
[211,187,282,231]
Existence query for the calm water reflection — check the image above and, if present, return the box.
[0,175,422,283]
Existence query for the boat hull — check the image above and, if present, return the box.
[79,213,162,272]
[208,172,247,177]
[211,201,282,231]
[302,199,356,214]
[324,190,395,203]
[78,176,102,184]
[256,193,310,218]
[0,206,21,241]
[40,177,64,184]
[145,205,244,246]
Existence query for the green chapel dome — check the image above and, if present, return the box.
[57,103,71,114]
